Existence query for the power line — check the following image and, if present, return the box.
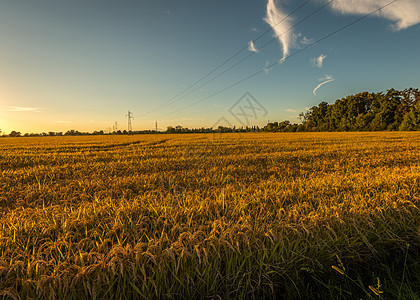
[158,0,399,118]
[144,0,314,115]
[154,0,334,111]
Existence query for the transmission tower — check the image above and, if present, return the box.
[113,121,118,132]
[126,111,134,133]
[155,121,158,132]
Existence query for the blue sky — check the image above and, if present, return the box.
[1,0,419,134]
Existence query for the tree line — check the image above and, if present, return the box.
[1,129,158,137]
[263,88,420,132]
[165,125,259,134]
[1,126,261,137]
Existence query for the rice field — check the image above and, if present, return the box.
[0,132,419,299]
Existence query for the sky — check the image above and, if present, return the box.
[0,0,419,134]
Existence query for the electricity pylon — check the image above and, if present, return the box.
[126,111,134,133]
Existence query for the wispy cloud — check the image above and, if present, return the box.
[251,27,259,32]
[300,36,312,45]
[328,0,420,30]
[294,32,313,46]
[264,61,271,75]
[286,108,297,113]
[264,3,314,63]
[6,106,42,112]
[248,41,259,53]
[264,0,293,62]
[313,75,335,95]
[311,54,327,68]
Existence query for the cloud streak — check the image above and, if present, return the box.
[6,107,42,112]
[311,54,326,68]
[264,61,271,75]
[248,41,259,52]
[313,75,335,95]
[264,0,293,61]
[327,0,420,30]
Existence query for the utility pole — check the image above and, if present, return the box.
[126,111,134,133]
[155,121,158,132]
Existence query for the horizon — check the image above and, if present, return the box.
[1,0,419,135]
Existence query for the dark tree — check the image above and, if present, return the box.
[9,131,21,137]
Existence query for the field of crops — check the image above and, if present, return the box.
[1,132,419,299]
